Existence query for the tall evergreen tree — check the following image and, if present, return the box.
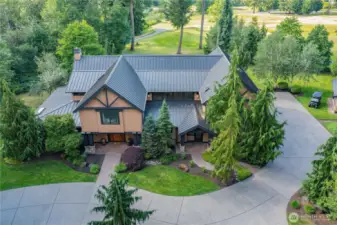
[207,49,243,133]
[165,0,193,54]
[89,175,154,225]
[141,114,160,158]
[238,81,285,166]
[306,25,333,71]
[0,81,44,161]
[303,132,337,202]
[218,0,233,53]
[210,49,242,182]
[156,100,173,155]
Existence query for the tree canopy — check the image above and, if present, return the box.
[218,0,233,53]
[56,20,105,71]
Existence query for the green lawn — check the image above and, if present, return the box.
[123,28,203,55]
[18,92,48,108]
[119,165,219,196]
[0,158,96,191]
[250,72,337,120]
[322,121,337,134]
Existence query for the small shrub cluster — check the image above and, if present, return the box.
[277,81,289,90]
[235,165,252,181]
[159,154,179,165]
[180,152,187,160]
[290,86,301,94]
[189,160,195,168]
[115,162,128,173]
[90,164,100,174]
[303,204,316,215]
[290,200,300,209]
[201,166,207,173]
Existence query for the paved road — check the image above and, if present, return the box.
[0,93,331,225]
[135,29,168,42]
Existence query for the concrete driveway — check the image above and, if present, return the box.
[0,93,331,225]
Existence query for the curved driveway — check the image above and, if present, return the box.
[0,93,331,225]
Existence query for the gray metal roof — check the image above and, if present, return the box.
[137,71,208,92]
[37,86,72,115]
[124,55,221,71]
[199,56,230,104]
[66,56,119,93]
[39,101,81,127]
[74,56,147,112]
[333,79,337,98]
[145,101,211,135]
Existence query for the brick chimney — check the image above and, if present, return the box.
[74,47,82,61]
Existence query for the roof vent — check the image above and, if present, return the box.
[205,86,210,92]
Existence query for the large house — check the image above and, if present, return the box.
[38,47,258,146]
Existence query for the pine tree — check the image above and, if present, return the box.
[89,175,154,225]
[238,81,285,166]
[141,114,160,158]
[209,49,242,182]
[206,48,243,133]
[156,100,173,155]
[303,132,337,202]
[0,80,44,161]
[218,0,233,53]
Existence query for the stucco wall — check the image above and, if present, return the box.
[79,88,142,133]
[72,95,83,101]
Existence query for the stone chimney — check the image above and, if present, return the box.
[74,48,82,61]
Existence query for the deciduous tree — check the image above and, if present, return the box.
[207,0,224,22]
[56,20,105,71]
[165,0,193,54]
[89,175,154,225]
[33,52,67,94]
[276,17,304,43]
[307,25,333,71]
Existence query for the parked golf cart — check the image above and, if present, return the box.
[308,92,322,109]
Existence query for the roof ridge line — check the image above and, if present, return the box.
[104,56,122,85]
[123,54,221,57]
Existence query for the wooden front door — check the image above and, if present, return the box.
[109,133,125,142]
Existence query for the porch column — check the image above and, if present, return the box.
[180,134,185,146]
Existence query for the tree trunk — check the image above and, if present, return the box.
[177,25,184,54]
[199,0,206,49]
[130,0,135,51]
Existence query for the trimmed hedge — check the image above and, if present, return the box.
[290,86,301,94]
[277,81,289,90]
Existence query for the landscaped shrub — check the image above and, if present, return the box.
[180,152,187,160]
[201,166,207,173]
[120,146,145,171]
[145,153,151,160]
[277,81,289,90]
[290,86,301,94]
[44,114,77,152]
[189,160,195,168]
[303,204,316,215]
[290,200,301,209]
[63,133,82,160]
[114,163,128,173]
[235,165,252,181]
[159,154,179,165]
[90,164,100,174]
[72,157,84,167]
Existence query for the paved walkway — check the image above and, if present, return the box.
[0,93,331,225]
[188,143,214,170]
[135,28,168,42]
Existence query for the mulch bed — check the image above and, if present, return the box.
[287,190,337,225]
[168,154,237,188]
[25,152,105,174]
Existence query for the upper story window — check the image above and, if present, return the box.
[100,110,120,125]
[152,92,194,101]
